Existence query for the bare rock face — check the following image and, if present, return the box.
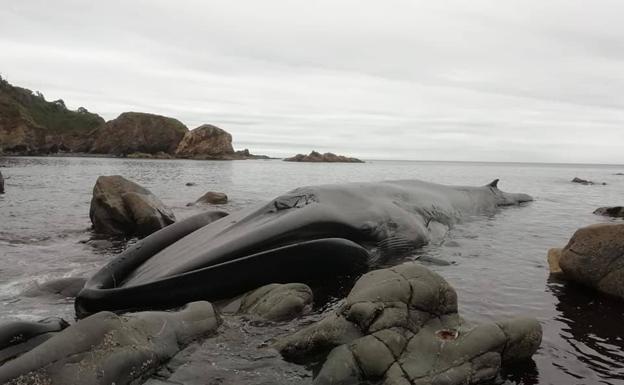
[558,223,624,299]
[175,124,235,159]
[594,206,624,218]
[89,175,175,236]
[275,262,542,385]
[284,151,364,163]
[0,302,220,385]
[0,170,4,194]
[91,112,188,156]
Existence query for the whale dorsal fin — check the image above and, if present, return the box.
[487,179,500,188]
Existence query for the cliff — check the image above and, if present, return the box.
[0,76,105,155]
[91,112,188,156]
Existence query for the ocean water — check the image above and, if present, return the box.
[0,156,623,385]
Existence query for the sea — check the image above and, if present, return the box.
[0,156,623,385]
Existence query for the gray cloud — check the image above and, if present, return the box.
[1,0,623,163]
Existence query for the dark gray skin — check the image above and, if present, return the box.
[76,179,532,316]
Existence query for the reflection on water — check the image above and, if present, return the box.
[1,156,624,385]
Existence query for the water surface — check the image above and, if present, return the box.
[1,156,623,385]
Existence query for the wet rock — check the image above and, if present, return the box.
[0,170,4,194]
[558,223,624,299]
[223,283,313,322]
[87,239,114,249]
[185,182,196,186]
[594,206,624,218]
[0,301,220,385]
[0,318,69,365]
[195,191,228,205]
[89,175,175,237]
[276,262,542,385]
[547,248,563,274]
[572,177,606,185]
[22,277,86,298]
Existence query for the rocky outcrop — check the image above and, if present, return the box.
[547,248,563,274]
[194,191,228,205]
[594,206,624,218]
[89,175,175,236]
[91,112,188,156]
[284,151,364,163]
[175,124,234,159]
[0,301,220,385]
[0,76,104,155]
[0,318,69,365]
[554,223,624,300]
[0,170,3,194]
[276,262,542,385]
[572,177,606,185]
[222,283,313,322]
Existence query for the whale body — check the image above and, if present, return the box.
[76,178,532,317]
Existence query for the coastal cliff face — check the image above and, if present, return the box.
[91,112,188,156]
[0,76,104,155]
[0,78,267,160]
[175,124,235,159]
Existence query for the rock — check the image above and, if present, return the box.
[234,148,271,159]
[195,191,228,205]
[0,77,105,155]
[89,175,175,236]
[175,124,235,159]
[558,223,624,299]
[0,170,3,194]
[547,248,563,274]
[87,239,114,249]
[571,177,606,185]
[615,173,624,176]
[275,262,542,385]
[0,318,69,365]
[90,112,188,156]
[594,206,624,218]
[185,182,196,186]
[0,301,220,385]
[284,151,364,163]
[22,277,86,298]
[222,283,313,322]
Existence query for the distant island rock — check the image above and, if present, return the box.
[91,112,187,156]
[0,76,268,160]
[284,151,364,163]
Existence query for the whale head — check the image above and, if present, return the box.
[486,179,533,206]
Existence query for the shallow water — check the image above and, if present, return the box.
[1,156,623,384]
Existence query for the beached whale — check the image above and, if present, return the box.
[75,179,532,317]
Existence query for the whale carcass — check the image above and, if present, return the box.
[76,179,532,317]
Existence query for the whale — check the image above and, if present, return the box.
[75,178,532,317]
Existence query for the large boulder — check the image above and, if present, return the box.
[90,112,188,155]
[557,223,624,299]
[284,151,364,163]
[89,175,175,236]
[275,262,542,385]
[175,124,235,159]
[0,302,220,385]
[0,318,69,365]
[571,177,606,186]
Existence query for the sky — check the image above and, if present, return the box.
[1,0,623,163]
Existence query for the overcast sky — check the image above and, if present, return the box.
[1,0,623,163]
